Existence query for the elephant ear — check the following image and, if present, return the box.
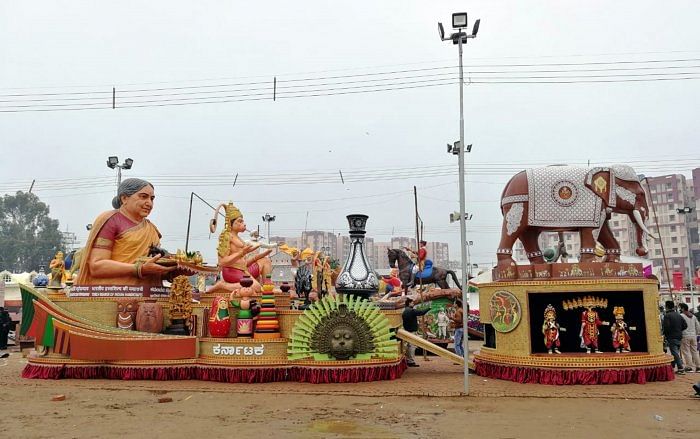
[585,169,611,204]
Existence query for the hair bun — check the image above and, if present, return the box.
[112,196,121,209]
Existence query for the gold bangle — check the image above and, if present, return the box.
[135,261,144,279]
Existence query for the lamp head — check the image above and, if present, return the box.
[107,156,119,169]
[471,18,480,36]
[123,158,134,169]
[438,22,445,40]
[452,12,467,29]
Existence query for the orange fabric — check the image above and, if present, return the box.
[76,210,162,286]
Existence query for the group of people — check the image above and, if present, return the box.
[661,301,700,376]
[401,298,464,367]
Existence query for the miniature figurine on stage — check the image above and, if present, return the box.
[580,305,608,353]
[610,306,631,353]
[542,304,562,354]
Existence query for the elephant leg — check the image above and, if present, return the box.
[579,228,597,262]
[520,229,544,264]
[497,203,528,269]
[597,220,620,262]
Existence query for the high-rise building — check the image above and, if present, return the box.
[374,242,391,269]
[301,231,338,259]
[643,173,697,287]
[391,236,416,252]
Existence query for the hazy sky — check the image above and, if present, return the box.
[1,1,699,267]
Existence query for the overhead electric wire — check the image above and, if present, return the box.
[2,56,700,113]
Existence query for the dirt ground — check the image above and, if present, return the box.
[2,345,698,439]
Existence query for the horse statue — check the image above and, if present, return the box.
[387,248,461,291]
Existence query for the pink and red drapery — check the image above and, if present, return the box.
[22,359,407,384]
[474,360,674,385]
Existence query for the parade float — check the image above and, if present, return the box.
[19,190,407,384]
[474,164,673,384]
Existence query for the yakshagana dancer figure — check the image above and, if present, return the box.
[542,304,562,354]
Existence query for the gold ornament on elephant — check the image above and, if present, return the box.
[593,176,607,194]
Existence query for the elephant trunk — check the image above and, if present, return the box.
[631,209,658,256]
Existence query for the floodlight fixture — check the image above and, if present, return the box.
[107,156,119,169]
[123,158,134,170]
[438,22,445,40]
[466,144,472,153]
[472,19,480,36]
[452,12,467,29]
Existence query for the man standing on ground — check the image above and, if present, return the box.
[402,298,429,367]
[451,300,465,358]
[0,307,11,353]
[663,301,687,375]
[679,303,700,372]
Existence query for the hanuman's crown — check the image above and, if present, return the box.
[562,295,608,311]
[210,201,242,234]
[613,306,625,318]
[223,202,242,223]
[544,304,557,319]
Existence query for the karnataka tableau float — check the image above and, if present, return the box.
[20,186,406,384]
[474,164,673,384]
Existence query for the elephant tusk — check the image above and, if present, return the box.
[632,209,658,240]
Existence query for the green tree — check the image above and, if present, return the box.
[0,191,63,272]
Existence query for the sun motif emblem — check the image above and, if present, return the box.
[552,180,578,206]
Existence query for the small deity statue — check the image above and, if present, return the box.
[322,256,334,296]
[48,251,66,289]
[208,202,273,293]
[436,309,449,339]
[580,306,608,353]
[610,306,632,353]
[542,304,562,354]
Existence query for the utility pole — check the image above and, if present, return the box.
[439,12,480,396]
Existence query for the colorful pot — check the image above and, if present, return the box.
[208,296,231,337]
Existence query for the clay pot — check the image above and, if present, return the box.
[135,300,164,333]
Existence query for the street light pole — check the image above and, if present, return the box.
[439,12,480,396]
[262,213,276,245]
[106,156,134,191]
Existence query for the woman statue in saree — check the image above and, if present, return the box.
[75,178,175,286]
[208,202,272,293]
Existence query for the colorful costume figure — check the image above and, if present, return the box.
[611,306,631,353]
[404,240,434,281]
[542,304,561,354]
[76,210,163,286]
[580,307,603,353]
[382,267,403,296]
